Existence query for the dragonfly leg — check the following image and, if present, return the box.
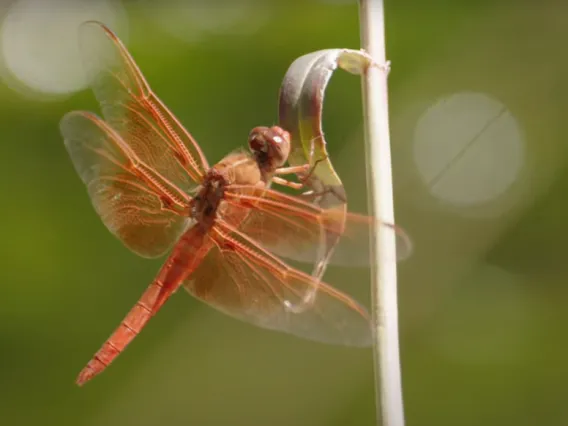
[274,164,311,176]
[273,155,329,191]
[272,176,303,189]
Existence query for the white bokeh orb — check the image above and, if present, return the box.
[413,92,524,207]
[0,0,127,97]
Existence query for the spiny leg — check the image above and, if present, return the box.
[273,154,329,192]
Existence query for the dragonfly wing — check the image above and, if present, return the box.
[79,20,208,186]
[224,185,412,267]
[182,220,371,347]
[61,111,191,258]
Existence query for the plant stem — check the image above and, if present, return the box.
[358,1,405,426]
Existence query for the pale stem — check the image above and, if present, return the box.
[358,1,405,426]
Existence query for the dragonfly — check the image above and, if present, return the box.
[61,21,411,386]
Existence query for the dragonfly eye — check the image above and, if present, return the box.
[249,135,267,153]
[248,126,270,154]
[267,126,291,166]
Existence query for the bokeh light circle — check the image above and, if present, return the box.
[413,92,524,207]
[0,0,127,97]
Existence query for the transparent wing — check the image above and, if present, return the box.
[223,185,412,267]
[61,111,191,258]
[79,20,208,187]
[182,221,372,346]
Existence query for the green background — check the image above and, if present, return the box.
[1,0,567,425]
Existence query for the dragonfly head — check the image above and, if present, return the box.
[248,126,291,171]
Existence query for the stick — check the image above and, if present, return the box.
[358,1,405,425]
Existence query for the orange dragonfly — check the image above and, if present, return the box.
[61,21,411,386]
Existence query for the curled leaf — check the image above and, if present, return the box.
[277,49,378,309]
[278,48,375,209]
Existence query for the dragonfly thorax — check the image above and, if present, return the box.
[191,171,227,229]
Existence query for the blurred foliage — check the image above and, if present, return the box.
[0,0,567,425]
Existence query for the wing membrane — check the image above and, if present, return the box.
[61,111,191,258]
[224,185,412,267]
[183,221,371,346]
[79,20,208,187]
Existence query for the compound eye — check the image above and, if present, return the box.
[267,126,290,146]
[248,127,269,153]
[249,135,264,151]
[266,127,291,166]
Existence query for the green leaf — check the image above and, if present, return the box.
[278,48,376,209]
[277,49,377,289]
